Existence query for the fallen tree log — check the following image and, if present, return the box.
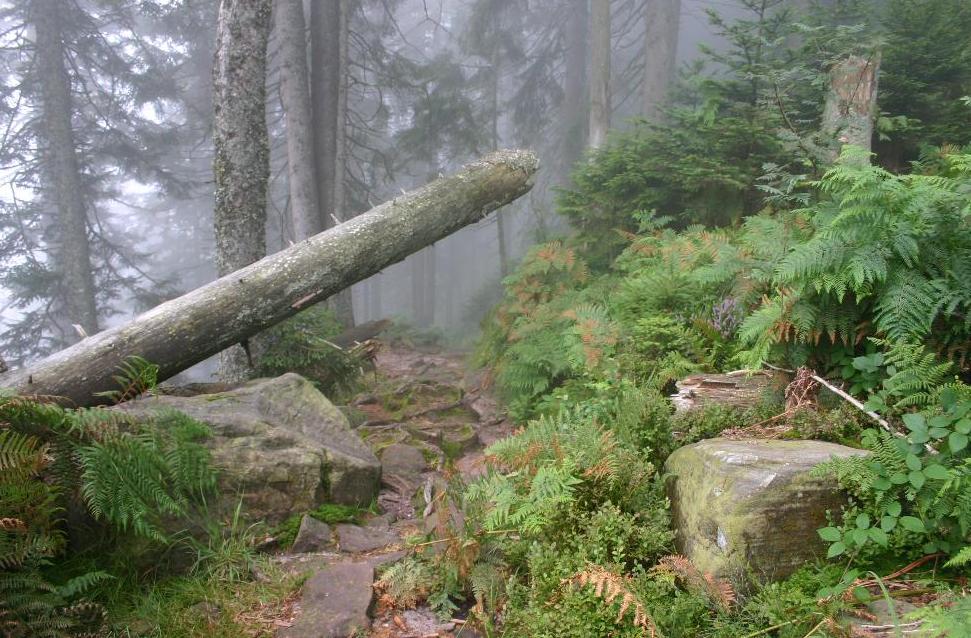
[1,150,538,406]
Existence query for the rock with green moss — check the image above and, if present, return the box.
[664,438,867,591]
[116,373,380,523]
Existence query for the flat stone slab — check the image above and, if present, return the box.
[277,563,374,638]
[336,523,397,553]
[665,438,867,590]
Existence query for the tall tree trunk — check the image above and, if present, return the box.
[1,150,538,407]
[643,0,680,122]
[310,0,354,327]
[212,0,273,380]
[32,0,99,342]
[822,54,881,164]
[559,0,589,183]
[276,0,321,240]
[588,0,611,150]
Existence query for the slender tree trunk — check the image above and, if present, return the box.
[490,43,510,278]
[559,0,589,183]
[1,150,538,407]
[276,0,320,240]
[588,0,611,150]
[212,0,273,380]
[822,54,881,164]
[643,0,680,122]
[311,0,354,326]
[32,0,99,342]
[367,274,382,320]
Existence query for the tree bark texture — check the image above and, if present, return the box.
[822,54,881,163]
[276,0,321,241]
[643,0,680,122]
[588,0,611,150]
[212,0,273,380]
[0,150,538,407]
[32,0,100,341]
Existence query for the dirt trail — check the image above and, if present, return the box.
[273,344,513,638]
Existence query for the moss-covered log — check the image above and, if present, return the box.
[0,150,538,406]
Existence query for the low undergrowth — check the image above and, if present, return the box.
[386,147,971,635]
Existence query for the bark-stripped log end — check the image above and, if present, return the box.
[479,149,540,185]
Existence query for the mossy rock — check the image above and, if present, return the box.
[665,438,867,592]
[116,373,381,523]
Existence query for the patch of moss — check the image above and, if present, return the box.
[274,503,368,548]
[440,438,464,461]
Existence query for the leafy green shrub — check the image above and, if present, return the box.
[815,387,971,564]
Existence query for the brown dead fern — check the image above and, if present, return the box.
[655,554,735,612]
[562,565,659,637]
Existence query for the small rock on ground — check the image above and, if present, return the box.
[291,515,332,553]
[336,523,398,553]
[380,443,427,493]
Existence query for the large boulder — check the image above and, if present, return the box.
[665,438,867,590]
[116,373,381,523]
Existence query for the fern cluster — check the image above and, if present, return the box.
[740,150,971,368]
[0,362,216,637]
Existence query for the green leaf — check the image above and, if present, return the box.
[881,515,898,532]
[818,527,842,542]
[902,413,926,432]
[923,464,950,480]
[873,476,892,490]
[868,527,889,546]
[827,541,847,558]
[955,418,971,435]
[909,470,926,489]
[911,430,930,444]
[899,516,925,533]
[886,502,902,517]
[929,427,949,439]
[906,453,922,471]
[851,528,869,546]
[949,432,968,453]
[890,472,909,485]
[855,513,871,530]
